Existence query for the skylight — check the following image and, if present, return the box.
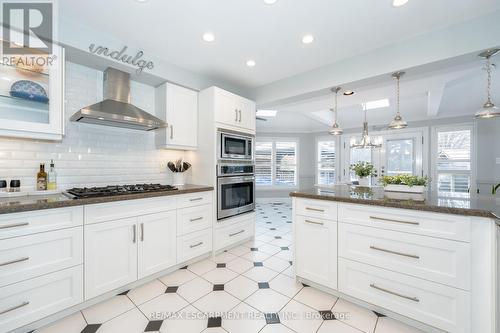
[363,99,390,110]
[256,109,278,117]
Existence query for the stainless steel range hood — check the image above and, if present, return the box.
[70,68,166,131]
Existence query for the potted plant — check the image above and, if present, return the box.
[380,174,428,193]
[350,162,375,186]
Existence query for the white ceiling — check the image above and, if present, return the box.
[59,0,500,88]
[256,59,500,133]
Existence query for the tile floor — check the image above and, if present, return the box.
[36,201,426,333]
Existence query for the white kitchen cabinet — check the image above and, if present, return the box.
[213,87,255,132]
[155,82,198,150]
[0,44,65,140]
[138,211,177,279]
[295,214,337,289]
[84,217,138,299]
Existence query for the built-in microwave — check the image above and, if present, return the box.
[218,130,254,161]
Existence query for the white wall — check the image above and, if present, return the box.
[0,62,187,190]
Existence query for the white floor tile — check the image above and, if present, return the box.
[222,302,266,333]
[159,269,197,286]
[36,311,87,333]
[274,250,293,261]
[240,251,272,262]
[127,279,166,306]
[280,265,295,278]
[211,251,238,263]
[202,268,238,284]
[333,299,378,333]
[81,295,135,324]
[224,275,259,300]
[228,245,251,256]
[243,266,279,282]
[257,244,281,255]
[293,287,338,311]
[375,316,427,333]
[203,328,227,333]
[269,274,303,298]
[280,300,323,333]
[177,277,214,303]
[192,291,240,315]
[318,319,364,333]
[263,256,291,273]
[245,289,290,313]
[242,239,266,248]
[160,305,208,333]
[188,259,218,276]
[98,308,148,333]
[259,324,296,333]
[226,257,253,274]
[255,234,275,243]
[139,293,189,321]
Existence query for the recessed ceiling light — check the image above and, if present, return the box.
[135,0,149,3]
[392,0,409,7]
[256,109,278,117]
[302,35,315,44]
[202,32,215,42]
[343,90,354,96]
[246,60,256,67]
[363,99,390,110]
[263,0,278,4]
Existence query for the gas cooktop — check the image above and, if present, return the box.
[64,183,178,199]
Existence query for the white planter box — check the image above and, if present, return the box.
[384,184,426,193]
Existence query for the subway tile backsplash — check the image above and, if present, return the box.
[0,62,187,190]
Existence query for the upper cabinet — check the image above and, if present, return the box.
[213,87,255,133]
[155,82,198,150]
[0,44,65,140]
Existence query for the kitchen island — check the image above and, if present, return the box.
[290,185,498,333]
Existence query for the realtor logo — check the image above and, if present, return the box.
[2,1,53,54]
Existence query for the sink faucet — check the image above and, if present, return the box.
[492,183,500,195]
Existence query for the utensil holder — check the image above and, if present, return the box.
[172,172,185,186]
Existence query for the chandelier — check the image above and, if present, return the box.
[350,106,382,149]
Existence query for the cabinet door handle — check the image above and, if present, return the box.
[0,301,30,315]
[238,110,242,122]
[369,245,419,259]
[170,125,173,139]
[305,207,324,212]
[190,241,203,248]
[370,284,420,302]
[190,197,203,202]
[0,256,29,267]
[305,219,324,226]
[190,217,203,222]
[369,216,419,226]
[229,230,245,237]
[132,225,137,243]
[0,222,29,230]
[140,223,144,242]
[235,109,238,122]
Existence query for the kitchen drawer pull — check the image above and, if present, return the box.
[0,222,29,230]
[190,241,204,248]
[305,219,324,226]
[0,301,30,315]
[305,207,324,212]
[369,245,420,259]
[229,230,245,237]
[132,225,137,243]
[140,223,144,242]
[0,256,30,267]
[370,283,420,302]
[190,217,203,222]
[238,110,242,122]
[235,109,238,122]
[369,216,419,225]
[170,125,174,139]
[190,197,203,202]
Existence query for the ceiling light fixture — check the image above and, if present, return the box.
[135,0,149,3]
[475,49,500,119]
[256,109,277,117]
[388,71,408,129]
[246,60,256,67]
[343,90,354,96]
[202,32,215,42]
[392,0,409,7]
[329,87,343,136]
[350,105,382,149]
[263,0,278,5]
[302,35,315,44]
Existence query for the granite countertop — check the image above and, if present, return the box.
[0,184,214,215]
[290,185,500,220]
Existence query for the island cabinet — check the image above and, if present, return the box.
[292,197,497,333]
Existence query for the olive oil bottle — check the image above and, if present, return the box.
[47,160,57,190]
[36,163,47,191]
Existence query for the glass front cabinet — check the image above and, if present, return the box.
[0,44,65,140]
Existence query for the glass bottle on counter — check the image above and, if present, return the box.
[36,163,47,191]
[47,159,57,190]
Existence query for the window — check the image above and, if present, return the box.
[255,139,298,187]
[317,140,336,185]
[349,147,371,182]
[386,139,414,176]
[435,127,472,193]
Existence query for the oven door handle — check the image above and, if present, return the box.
[218,176,255,184]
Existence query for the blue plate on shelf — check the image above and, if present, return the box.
[10,80,49,104]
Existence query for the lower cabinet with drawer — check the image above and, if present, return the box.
[214,216,254,251]
[177,228,213,263]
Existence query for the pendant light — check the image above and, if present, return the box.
[388,71,408,129]
[329,87,343,135]
[475,49,500,119]
[350,105,382,149]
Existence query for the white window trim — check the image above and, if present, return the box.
[430,123,475,193]
[315,135,340,186]
[256,137,300,190]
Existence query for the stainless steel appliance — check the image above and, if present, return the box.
[217,164,255,220]
[217,130,254,161]
[64,183,178,199]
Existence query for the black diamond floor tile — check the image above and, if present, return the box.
[207,316,222,328]
[145,320,163,331]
